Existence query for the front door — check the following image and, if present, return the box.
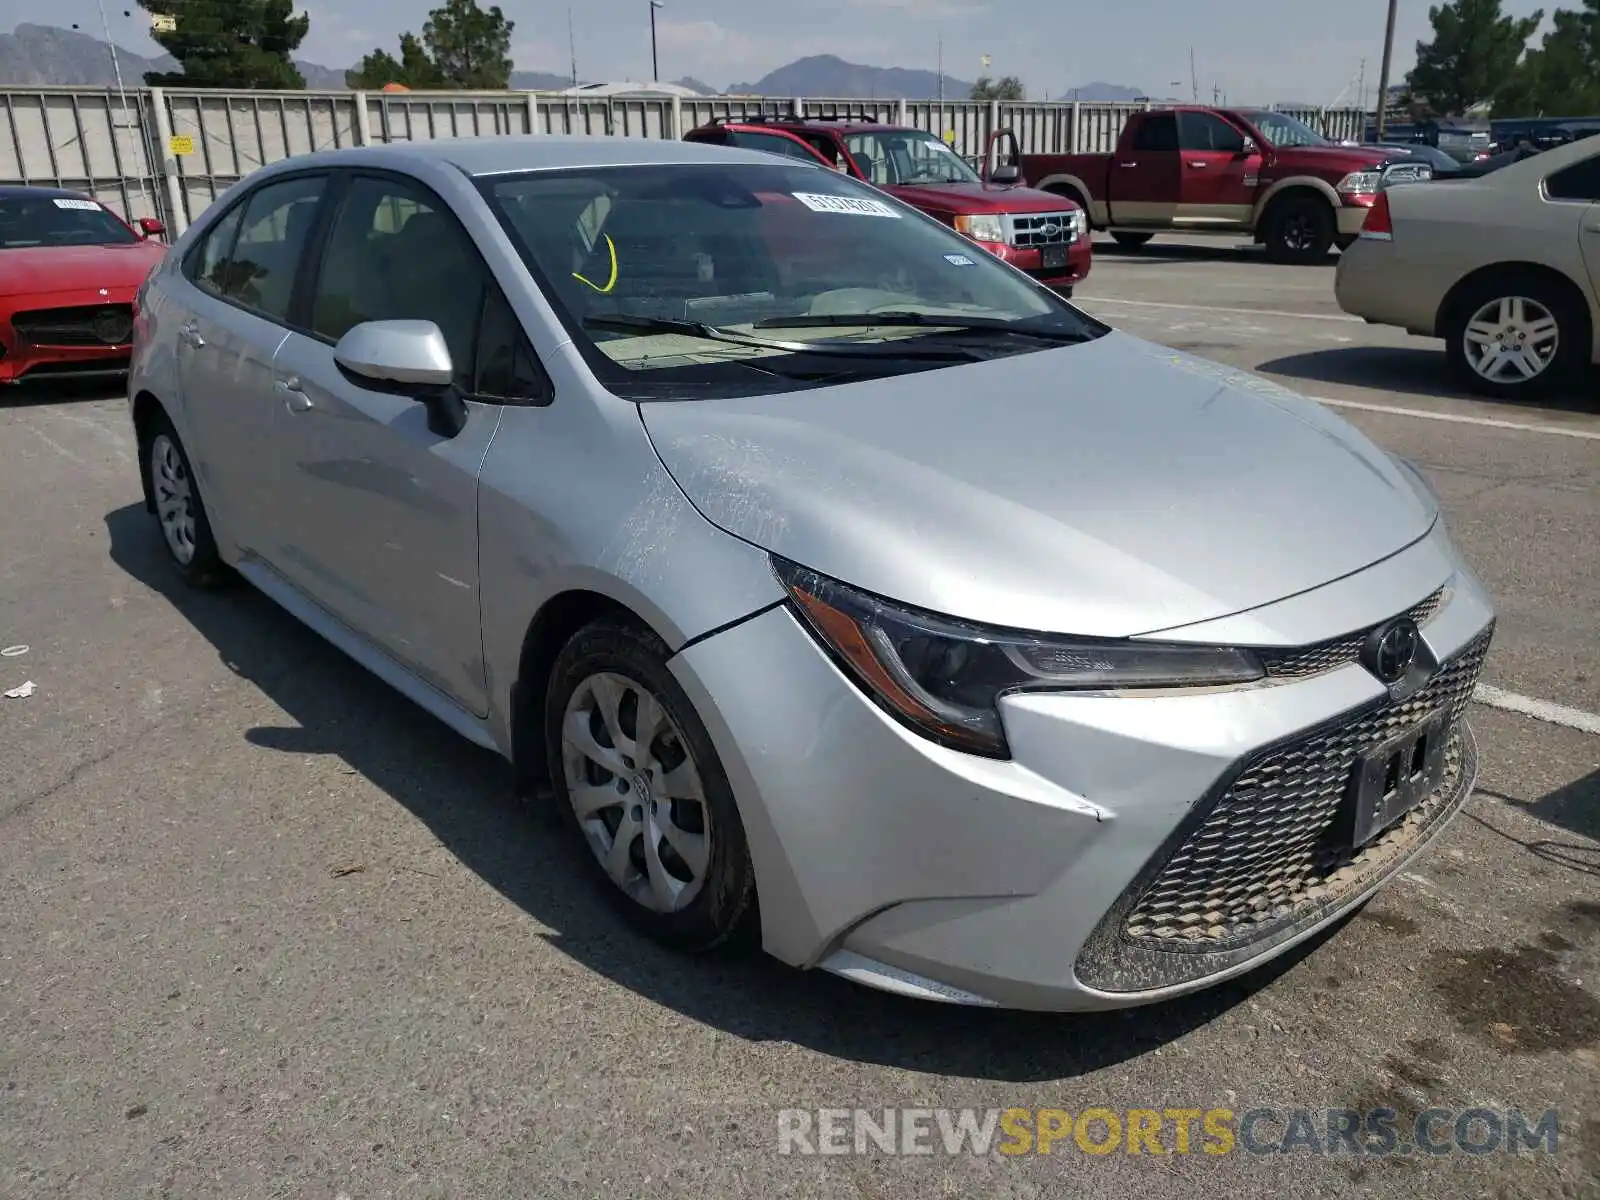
[268,172,501,715]
[174,173,329,558]
[1175,110,1260,229]
[1107,111,1182,225]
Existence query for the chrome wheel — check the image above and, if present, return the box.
[150,433,196,565]
[1462,295,1559,384]
[560,671,711,914]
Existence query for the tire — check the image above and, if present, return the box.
[141,410,229,588]
[1443,271,1590,400]
[1263,194,1334,264]
[544,617,757,952]
[1111,231,1154,248]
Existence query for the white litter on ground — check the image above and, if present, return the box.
[4,681,37,699]
[1,645,29,657]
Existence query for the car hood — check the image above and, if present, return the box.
[1271,144,1396,172]
[887,181,1079,214]
[0,242,167,299]
[640,332,1436,638]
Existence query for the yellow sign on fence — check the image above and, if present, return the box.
[150,13,177,33]
[168,134,194,157]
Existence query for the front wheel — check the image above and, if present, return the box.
[1264,195,1334,263]
[544,618,757,952]
[1443,274,1589,400]
[141,411,229,588]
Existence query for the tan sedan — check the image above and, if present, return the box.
[1335,136,1600,400]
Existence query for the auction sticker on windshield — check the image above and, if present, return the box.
[793,192,902,218]
[52,199,101,211]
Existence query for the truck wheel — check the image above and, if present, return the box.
[1442,271,1589,400]
[1264,195,1335,263]
[1111,231,1154,248]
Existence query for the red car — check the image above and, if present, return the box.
[0,186,168,387]
[684,117,1091,294]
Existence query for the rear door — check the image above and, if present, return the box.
[267,170,519,716]
[1547,152,1600,302]
[1107,113,1181,225]
[172,172,330,558]
[1175,110,1259,229]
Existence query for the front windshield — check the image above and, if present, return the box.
[0,196,139,249]
[843,130,983,186]
[483,162,1103,400]
[1237,110,1329,149]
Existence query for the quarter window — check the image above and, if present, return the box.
[309,175,490,391]
[222,175,328,321]
[186,202,245,297]
[1546,154,1600,201]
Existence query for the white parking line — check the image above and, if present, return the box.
[1082,296,1368,323]
[1313,397,1600,441]
[1472,685,1600,736]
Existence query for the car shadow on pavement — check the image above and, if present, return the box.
[1260,347,1600,413]
[105,501,1341,1083]
[1093,238,1338,267]
[0,379,127,409]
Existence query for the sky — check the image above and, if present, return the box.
[7,0,1556,103]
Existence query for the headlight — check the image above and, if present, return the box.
[1336,170,1384,196]
[954,213,1007,242]
[773,557,1265,758]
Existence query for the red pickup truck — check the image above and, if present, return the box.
[684,116,1092,294]
[1014,107,1432,263]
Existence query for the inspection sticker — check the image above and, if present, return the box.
[52,198,101,211]
[943,253,977,266]
[792,192,901,218]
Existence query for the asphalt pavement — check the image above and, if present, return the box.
[2,233,1597,1199]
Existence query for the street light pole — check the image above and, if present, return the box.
[1374,0,1398,138]
[649,1,664,83]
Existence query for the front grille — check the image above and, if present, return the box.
[1381,162,1432,185]
[11,304,134,347]
[1261,587,1446,680]
[1075,625,1492,993]
[1009,211,1077,248]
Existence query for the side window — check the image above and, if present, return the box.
[1131,114,1179,152]
[844,134,895,184]
[1179,112,1246,153]
[1546,154,1600,201]
[309,174,489,390]
[725,130,823,164]
[474,289,552,404]
[185,203,245,297]
[222,175,328,321]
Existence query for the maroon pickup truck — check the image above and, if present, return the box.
[685,116,1092,294]
[1014,107,1432,263]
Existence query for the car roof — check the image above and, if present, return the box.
[0,184,90,200]
[247,134,810,180]
[703,118,911,136]
[1465,132,1599,189]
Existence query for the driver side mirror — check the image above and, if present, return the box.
[137,216,166,239]
[990,163,1021,185]
[333,319,468,438]
[1238,136,1258,157]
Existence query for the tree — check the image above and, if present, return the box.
[348,0,515,92]
[138,0,310,89]
[1495,1,1600,115]
[347,33,444,90]
[423,0,515,89]
[1405,0,1542,115]
[969,75,1026,101]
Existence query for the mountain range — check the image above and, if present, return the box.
[0,24,1146,103]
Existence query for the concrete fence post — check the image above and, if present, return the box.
[353,91,373,145]
[670,94,682,140]
[527,93,542,134]
[989,98,1000,147]
[1069,101,1081,153]
[147,87,188,236]
[793,95,805,118]
[896,98,908,125]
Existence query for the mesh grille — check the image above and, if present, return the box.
[11,304,133,347]
[1261,587,1446,680]
[1125,628,1489,949]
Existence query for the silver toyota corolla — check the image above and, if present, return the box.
[127,135,1495,1011]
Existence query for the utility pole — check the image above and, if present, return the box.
[649,0,663,83]
[1189,47,1199,103]
[1357,57,1367,114]
[1375,0,1398,138]
[568,9,578,89]
[937,35,944,102]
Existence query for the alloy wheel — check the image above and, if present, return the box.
[560,671,712,913]
[150,433,197,565]
[1461,295,1559,384]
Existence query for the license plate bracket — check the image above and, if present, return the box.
[1041,244,1069,270]
[1349,710,1450,847]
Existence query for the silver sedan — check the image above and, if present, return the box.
[128,135,1496,1011]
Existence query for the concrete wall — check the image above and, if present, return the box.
[0,86,1372,233]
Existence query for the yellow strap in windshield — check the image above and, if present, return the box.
[573,233,618,294]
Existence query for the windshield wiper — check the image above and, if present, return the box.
[755,311,1097,342]
[583,313,979,360]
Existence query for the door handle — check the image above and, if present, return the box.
[275,376,313,412]
[1186,160,1209,168]
[1117,161,1138,168]
[179,321,205,348]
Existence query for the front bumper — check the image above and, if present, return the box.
[974,238,1092,288]
[670,525,1494,1011]
[0,289,138,385]
[1336,198,1377,237]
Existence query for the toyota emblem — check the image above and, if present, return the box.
[1361,617,1420,685]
